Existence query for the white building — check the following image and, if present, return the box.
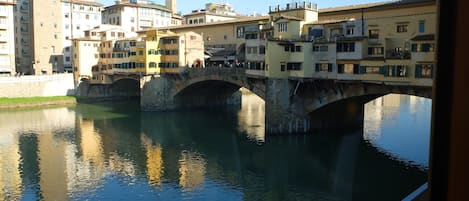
[72,25,136,85]
[184,2,240,25]
[62,0,103,72]
[0,0,15,76]
[102,0,178,33]
[13,0,102,75]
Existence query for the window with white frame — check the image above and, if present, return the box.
[278,22,288,32]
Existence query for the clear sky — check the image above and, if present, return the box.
[97,0,386,15]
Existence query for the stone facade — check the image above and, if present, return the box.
[0,74,75,97]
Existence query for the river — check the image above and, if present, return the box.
[0,93,430,201]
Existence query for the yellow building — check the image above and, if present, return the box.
[72,25,133,85]
[73,0,436,86]
[261,0,436,86]
[73,27,204,84]
[162,16,269,66]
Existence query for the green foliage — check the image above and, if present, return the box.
[0,96,76,104]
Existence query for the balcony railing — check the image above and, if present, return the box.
[386,50,411,60]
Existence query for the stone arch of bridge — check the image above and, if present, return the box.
[111,78,141,98]
[294,82,432,130]
[173,75,265,101]
[292,81,432,113]
[111,75,141,83]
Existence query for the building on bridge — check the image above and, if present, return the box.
[72,26,204,85]
[156,0,435,87]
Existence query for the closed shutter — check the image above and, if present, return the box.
[415,64,422,78]
[360,66,366,74]
[430,65,434,78]
[353,64,360,74]
[338,64,344,73]
[380,66,389,77]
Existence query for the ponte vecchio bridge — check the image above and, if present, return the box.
[76,67,432,135]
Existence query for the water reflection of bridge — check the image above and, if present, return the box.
[78,67,432,134]
[0,101,427,200]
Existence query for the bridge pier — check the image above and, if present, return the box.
[309,95,378,131]
[141,75,242,111]
[265,79,311,134]
[140,75,178,111]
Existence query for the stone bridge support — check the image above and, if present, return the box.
[106,67,433,135]
[140,75,178,111]
[141,75,243,111]
[264,79,312,134]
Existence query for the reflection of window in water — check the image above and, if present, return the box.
[178,150,206,190]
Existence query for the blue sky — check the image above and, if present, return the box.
[98,0,386,15]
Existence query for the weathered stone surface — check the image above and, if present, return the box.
[0,74,75,98]
[141,76,177,111]
[76,68,433,135]
[264,79,311,134]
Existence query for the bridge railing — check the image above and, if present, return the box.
[181,66,247,78]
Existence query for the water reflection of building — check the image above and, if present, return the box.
[0,107,76,200]
[0,107,75,132]
[0,133,22,200]
[141,134,164,187]
[67,118,106,194]
[108,153,136,177]
[237,90,265,143]
[37,132,68,201]
[178,150,206,190]
[364,94,402,141]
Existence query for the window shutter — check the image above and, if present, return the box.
[328,64,333,72]
[415,64,422,78]
[315,63,320,72]
[380,66,389,77]
[430,65,434,78]
[411,44,417,52]
[353,64,360,74]
[338,64,344,73]
[360,66,366,74]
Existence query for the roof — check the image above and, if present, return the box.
[144,16,269,30]
[411,34,435,41]
[86,25,125,33]
[319,0,436,14]
[71,37,100,41]
[305,19,351,25]
[0,0,15,5]
[104,2,171,12]
[273,15,303,22]
[61,0,103,7]
[183,10,241,19]
[319,1,391,13]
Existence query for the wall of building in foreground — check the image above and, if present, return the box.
[0,74,74,97]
